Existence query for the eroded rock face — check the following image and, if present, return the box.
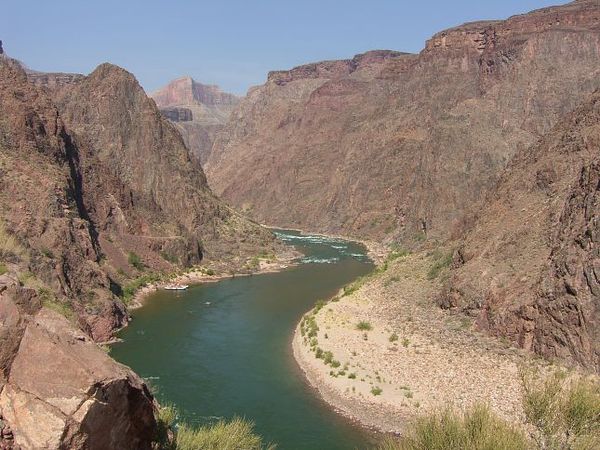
[442,92,600,372]
[151,77,241,164]
[0,282,156,450]
[206,0,600,242]
[0,56,279,340]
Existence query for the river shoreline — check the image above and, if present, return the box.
[291,251,536,435]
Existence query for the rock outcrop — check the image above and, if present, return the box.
[0,277,156,450]
[441,91,600,372]
[206,0,600,242]
[151,77,240,164]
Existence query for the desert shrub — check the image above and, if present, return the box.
[371,387,383,396]
[0,222,26,261]
[376,404,530,450]
[155,405,274,450]
[427,250,453,280]
[128,251,145,270]
[175,417,273,450]
[389,333,399,342]
[0,263,7,275]
[523,370,600,450]
[356,321,373,331]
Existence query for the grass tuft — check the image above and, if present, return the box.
[356,321,373,331]
[376,404,529,450]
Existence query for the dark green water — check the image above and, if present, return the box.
[111,230,376,449]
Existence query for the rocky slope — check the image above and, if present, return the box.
[0,276,156,449]
[0,55,280,343]
[0,46,283,447]
[441,91,600,372]
[0,57,159,448]
[206,0,600,242]
[151,77,240,164]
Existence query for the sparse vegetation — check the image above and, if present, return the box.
[356,321,373,331]
[121,273,165,304]
[160,251,178,264]
[371,387,383,396]
[522,369,600,450]
[155,405,274,450]
[38,287,74,320]
[427,250,453,280]
[128,251,145,270]
[389,333,399,342]
[0,263,7,275]
[0,221,27,261]
[375,404,530,450]
[40,247,54,258]
[402,338,410,348]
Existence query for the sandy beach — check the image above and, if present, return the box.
[292,251,547,433]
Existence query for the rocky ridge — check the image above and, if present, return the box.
[206,0,600,243]
[0,49,280,448]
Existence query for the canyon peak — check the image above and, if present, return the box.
[151,77,241,164]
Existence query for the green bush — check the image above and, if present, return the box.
[389,333,399,342]
[427,251,453,280]
[121,273,164,304]
[523,370,600,450]
[356,321,373,331]
[175,417,274,450]
[371,387,383,396]
[0,263,7,275]
[376,404,530,450]
[128,251,145,270]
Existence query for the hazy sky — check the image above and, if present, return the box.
[1,0,566,95]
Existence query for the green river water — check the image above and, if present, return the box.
[111,230,377,449]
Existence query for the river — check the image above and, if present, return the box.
[111,230,376,449]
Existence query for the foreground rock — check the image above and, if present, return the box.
[207,0,600,242]
[0,281,156,449]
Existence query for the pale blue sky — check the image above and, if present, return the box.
[1,0,566,95]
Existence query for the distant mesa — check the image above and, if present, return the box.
[151,77,241,164]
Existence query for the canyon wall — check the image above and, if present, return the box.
[441,91,600,372]
[206,0,600,243]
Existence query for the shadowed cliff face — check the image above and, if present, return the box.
[151,77,241,164]
[441,91,600,372]
[206,0,600,243]
[0,59,157,450]
[0,58,279,342]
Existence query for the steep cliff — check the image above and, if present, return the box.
[441,91,600,372]
[151,77,240,164]
[206,0,600,242]
[0,57,157,449]
[0,55,279,343]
